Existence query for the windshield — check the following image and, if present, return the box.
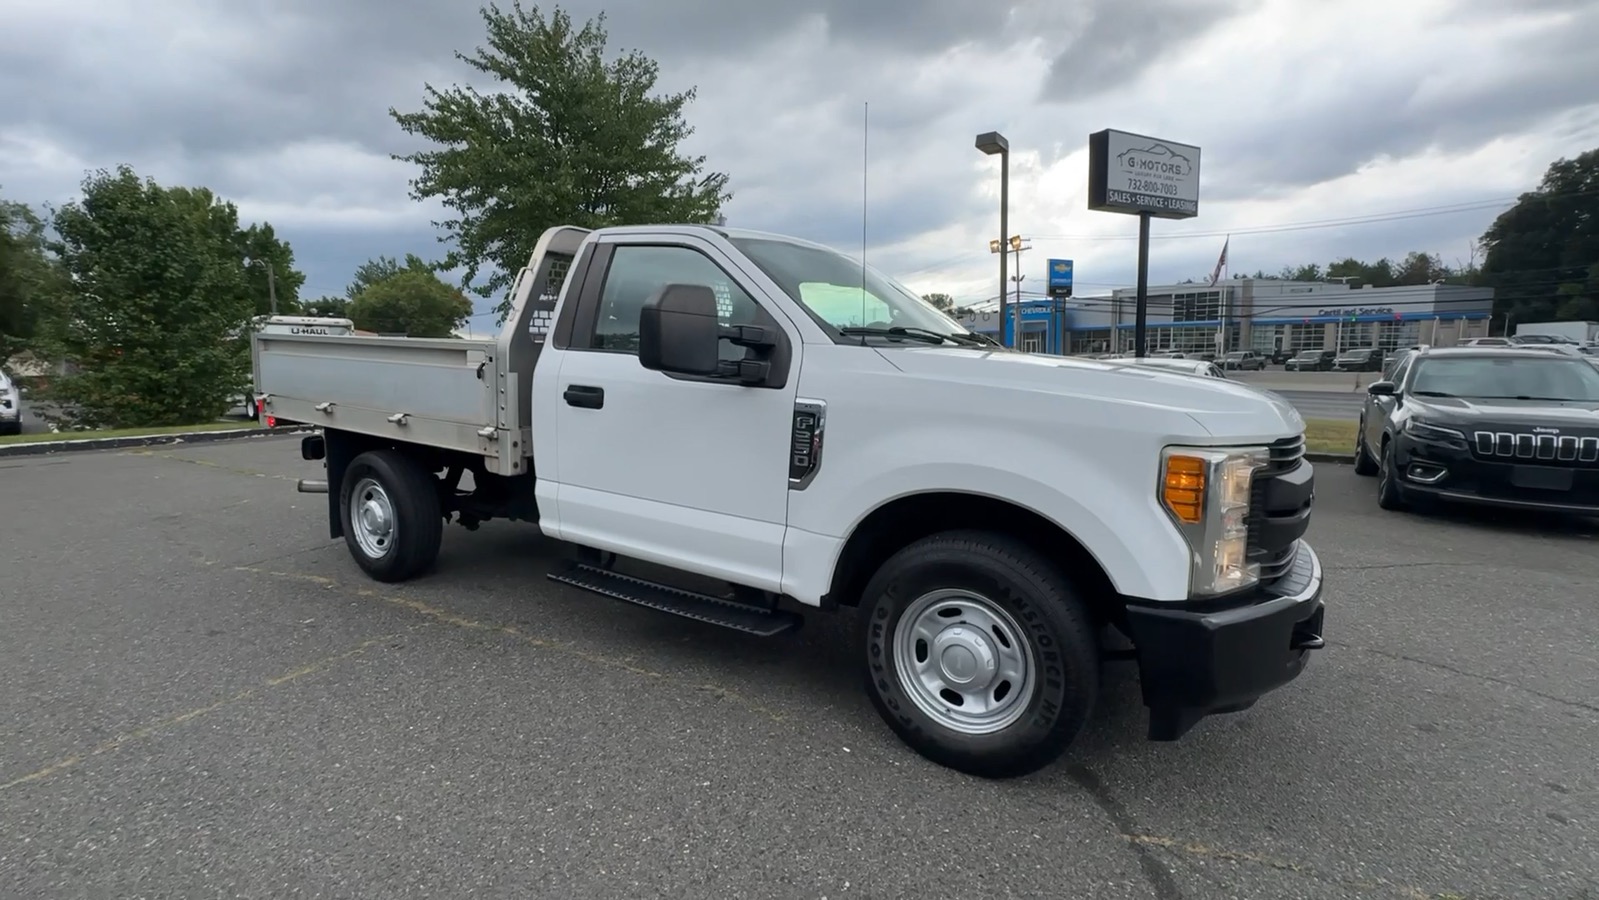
[729,236,974,341]
[1293,350,1325,359]
[1410,356,1599,401]
[1224,351,1247,359]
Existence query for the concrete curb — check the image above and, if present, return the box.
[1305,452,1352,465]
[0,423,316,458]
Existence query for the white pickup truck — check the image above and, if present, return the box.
[253,223,1326,779]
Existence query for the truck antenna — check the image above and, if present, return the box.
[860,100,869,344]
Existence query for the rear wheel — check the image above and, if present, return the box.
[859,530,1099,779]
[340,449,444,582]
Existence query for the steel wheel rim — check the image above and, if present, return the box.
[892,588,1037,735]
[351,477,396,559]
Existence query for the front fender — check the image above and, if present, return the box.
[785,428,1194,603]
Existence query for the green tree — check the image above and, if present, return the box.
[390,2,732,321]
[1479,146,1599,325]
[346,254,428,300]
[921,292,955,312]
[348,267,474,337]
[303,295,352,317]
[238,221,306,316]
[37,166,257,427]
[0,193,62,362]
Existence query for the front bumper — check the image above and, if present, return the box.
[1122,540,1325,741]
[1392,433,1599,513]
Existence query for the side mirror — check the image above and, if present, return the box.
[1367,380,1397,396]
[638,283,723,377]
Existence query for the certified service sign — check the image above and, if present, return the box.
[1087,129,1201,220]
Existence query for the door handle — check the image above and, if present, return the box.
[564,384,605,409]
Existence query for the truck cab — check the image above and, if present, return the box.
[261,224,1326,779]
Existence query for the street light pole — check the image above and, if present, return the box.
[976,131,1010,346]
[246,257,279,315]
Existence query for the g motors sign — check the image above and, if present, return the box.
[1088,129,1201,220]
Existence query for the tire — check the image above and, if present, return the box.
[1353,419,1379,476]
[245,396,258,420]
[859,529,1100,779]
[339,448,445,582]
[1376,437,1407,510]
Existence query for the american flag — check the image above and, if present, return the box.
[1208,236,1230,287]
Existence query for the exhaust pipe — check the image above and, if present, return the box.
[296,479,329,494]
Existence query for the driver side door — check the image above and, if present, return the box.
[549,234,803,592]
[1364,354,1411,448]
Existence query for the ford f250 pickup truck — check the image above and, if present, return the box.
[253,223,1326,779]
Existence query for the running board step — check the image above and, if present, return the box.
[548,563,802,637]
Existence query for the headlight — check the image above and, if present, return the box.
[1402,419,1466,443]
[1160,445,1270,597]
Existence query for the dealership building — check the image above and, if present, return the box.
[955,278,1494,356]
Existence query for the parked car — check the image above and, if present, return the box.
[1457,337,1514,348]
[0,369,21,435]
[1354,346,1599,514]
[1332,347,1384,372]
[1221,350,1267,371]
[1284,348,1336,372]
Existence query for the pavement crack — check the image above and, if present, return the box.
[1064,764,1185,900]
[1328,640,1599,714]
[1325,562,1485,572]
[0,629,409,793]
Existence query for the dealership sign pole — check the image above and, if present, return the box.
[1087,129,1201,357]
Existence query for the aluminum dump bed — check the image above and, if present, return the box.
[251,226,591,475]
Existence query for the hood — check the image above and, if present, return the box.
[1412,395,1599,429]
[877,347,1304,440]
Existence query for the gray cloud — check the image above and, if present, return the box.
[1,0,1596,308]
[1039,0,1261,101]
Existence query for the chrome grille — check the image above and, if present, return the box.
[1473,431,1599,463]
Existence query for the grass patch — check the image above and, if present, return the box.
[1304,418,1357,456]
[0,420,256,445]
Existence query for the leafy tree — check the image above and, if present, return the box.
[1480,146,1599,325]
[346,254,425,300]
[348,267,474,337]
[36,166,258,427]
[303,295,352,318]
[0,193,62,362]
[390,2,732,321]
[922,292,955,312]
[238,221,305,316]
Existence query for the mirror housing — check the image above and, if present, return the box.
[1367,380,1397,396]
[638,283,723,377]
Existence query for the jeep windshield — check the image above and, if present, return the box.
[1411,355,1599,402]
[730,234,983,346]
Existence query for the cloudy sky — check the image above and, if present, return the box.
[3,0,1597,328]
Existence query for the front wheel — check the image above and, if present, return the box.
[1353,419,1379,476]
[859,530,1100,779]
[1376,437,1408,510]
[339,449,444,582]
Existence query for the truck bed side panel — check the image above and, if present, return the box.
[255,333,500,458]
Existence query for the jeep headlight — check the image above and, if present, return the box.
[1402,419,1466,444]
[1160,446,1270,597]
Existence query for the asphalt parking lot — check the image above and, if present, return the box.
[4,436,1596,899]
